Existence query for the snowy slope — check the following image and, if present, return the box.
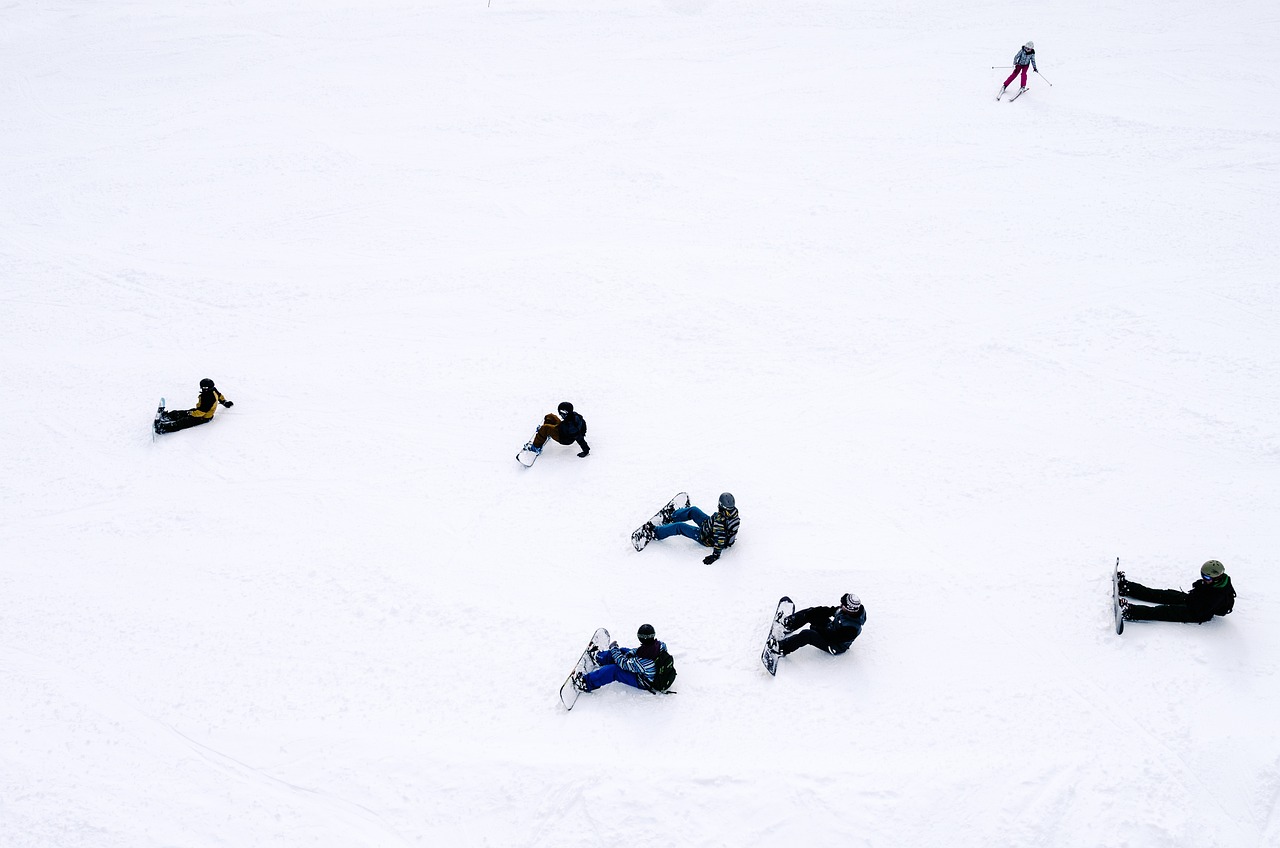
[2,1,1279,846]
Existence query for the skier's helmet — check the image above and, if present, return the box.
[719,492,736,510]
[841,593,862,613]
[557,401,574,416]
[637,623,656,643]
[1201,560,1225,579]
[199,378,215,391]
[1024,41,1035,50]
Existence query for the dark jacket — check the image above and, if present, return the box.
[557,411,587,442]
[698,506,740,552]
[1186,574,1235,621]
[810,605,867,654]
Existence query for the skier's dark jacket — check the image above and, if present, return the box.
[808,605,867,654]
[1187,574,1235,621]
[698,506,740,553]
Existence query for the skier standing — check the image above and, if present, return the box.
[642,492,740,564]
[574,624,671,693]
[1119,560,1236,624]
[1000,41,1038,97]
[155,378,233,434]
[526,401,590,458]
[770,593,866,658]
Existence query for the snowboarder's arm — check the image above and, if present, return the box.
[608,646,655,678]
[217,390,233,408]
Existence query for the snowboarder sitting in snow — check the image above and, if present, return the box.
[527,401,590,457]
[155,378,233,434]
[1119,560,1236,624]
[574,624,674,693]
[1000,41,1038,97]
[772,594,866,658]
[644,492,740,564]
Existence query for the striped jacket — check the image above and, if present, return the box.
[1013,47,1037,70]
[604,641,666,681]
[698,507,740,553]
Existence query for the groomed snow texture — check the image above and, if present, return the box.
[3,1,1279,846]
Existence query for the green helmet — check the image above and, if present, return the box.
[1201,560,1225,579]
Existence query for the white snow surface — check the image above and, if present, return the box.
[3,1,1279,846]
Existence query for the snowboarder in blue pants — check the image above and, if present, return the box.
[575,624,666,692]
[648,492,740,564]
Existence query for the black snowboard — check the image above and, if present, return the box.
[559,627,610,711]
[631,492,690,551]
[1113,557,1124,635]
[152,398,165,441]
[761,596,795,676]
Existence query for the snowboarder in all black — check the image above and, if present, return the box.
[574,624,667,693]
[528,401,590,457]
[1119,560,1236,624]
[773,593,866,657]
[643,492,740,564]
[155,379,233,434]
[1000,41,1038,96]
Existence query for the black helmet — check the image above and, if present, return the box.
[557,401,574,415]
[637,623,656,642]
[719,492,735,510]
[199,378,215,390]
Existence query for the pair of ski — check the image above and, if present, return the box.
[996,87,1027,102]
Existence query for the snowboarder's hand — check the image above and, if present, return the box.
[703,552,720,565]
[223,400,234,408]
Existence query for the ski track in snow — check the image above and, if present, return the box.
[2,0,1279,846]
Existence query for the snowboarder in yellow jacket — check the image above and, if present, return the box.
[155,378,234,434]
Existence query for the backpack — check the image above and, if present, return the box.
[1220,582,1236,615]
[649,647,677,692]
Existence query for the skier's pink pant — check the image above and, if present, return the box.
[1004,66,1029,88]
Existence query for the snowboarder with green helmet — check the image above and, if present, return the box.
[1118,560,1236,624]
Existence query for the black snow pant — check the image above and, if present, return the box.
[155,411,211,434]
[1122,581,1212,623]
[778,607,847,656]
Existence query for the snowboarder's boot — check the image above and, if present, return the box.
[1118,598,1132,621]
[781,614,798,633]
[1117,571,1129,595]
[523,441,542,455]
[766,634,782,657]
[640,521,657,543]
[573,672,590,693]
[658,502,678,524]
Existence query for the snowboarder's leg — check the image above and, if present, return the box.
[531,415,559,449]
[668,506,710,525]
[778,628,828,656]
[1122,582,1189,605]
[1123,603,1207,624]
[583,662,642,691]
[783,607,827,631]
[654,522,702,542]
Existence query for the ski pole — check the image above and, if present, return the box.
[990,66,1013,69]
[1035,70,1053,86]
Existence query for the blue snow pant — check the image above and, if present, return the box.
[654,506,709,544]
[583,651,646,691]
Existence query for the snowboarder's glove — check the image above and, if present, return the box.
[703,552,720,565]
[222,400,234,408]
